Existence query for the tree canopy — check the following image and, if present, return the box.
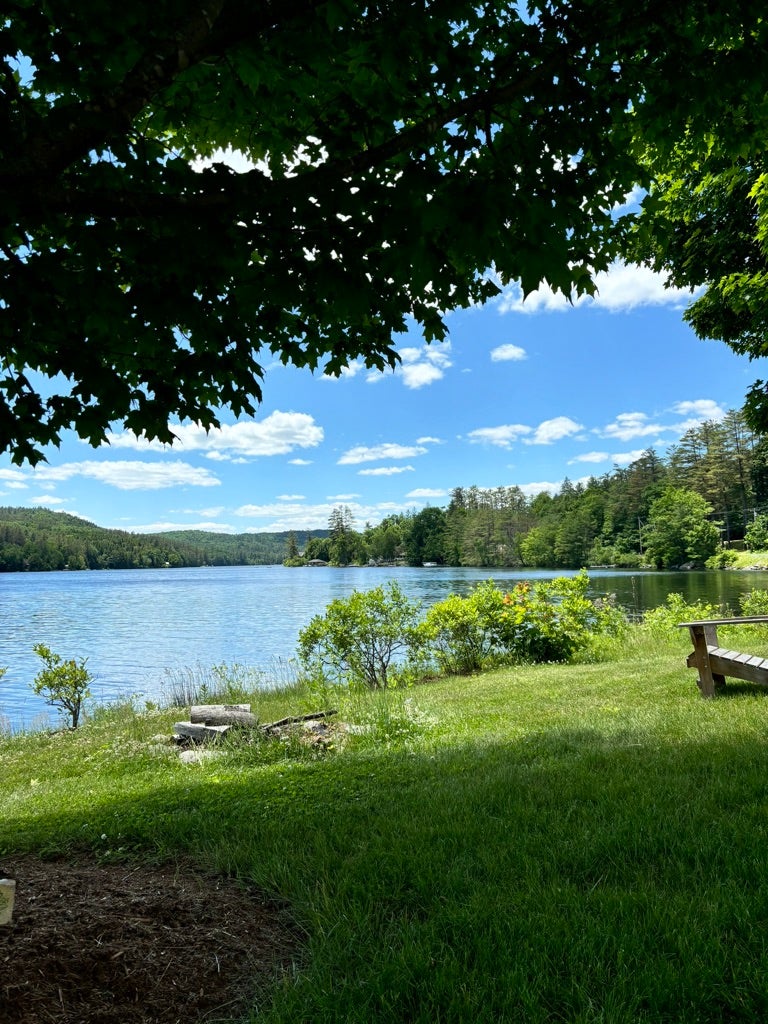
[3,1,767,461]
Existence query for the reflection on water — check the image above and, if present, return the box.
[2,565,767,729]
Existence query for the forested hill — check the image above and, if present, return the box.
[0,507,322,572]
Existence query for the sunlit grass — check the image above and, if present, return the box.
[4,628,768,1021]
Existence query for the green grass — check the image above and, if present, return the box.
[4,633,768,1022]
[724,548,768,570]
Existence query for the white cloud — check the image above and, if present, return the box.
[406,488,448,499]
[497,260,700,315]
[232,499,415,532]
[597,400,725,444]
[416,436,443,445]
[525,416,584,445]
[467,424,532,448]
[396,342,452,389]
[277,494,305,501]
[359,465,415,476]
[490,343,527,362]
[517,480,561,497]
[518,477,591,497]
[570,451,610,464]
[672,399,726,422]
[130,520,238,534]
[598,412,663,442]
[400,362,445,388]
[289,458,313,466]
[35,460,220,491]
[338,443,427,465]
[106,412,324,458]
[31,494,66,505]
[613,450,647,466]
[0,468,27,486]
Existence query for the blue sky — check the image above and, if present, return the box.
[0,260,761,535]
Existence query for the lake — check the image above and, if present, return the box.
[3,564,768,730]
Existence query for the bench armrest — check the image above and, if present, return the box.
[678,616,768,628]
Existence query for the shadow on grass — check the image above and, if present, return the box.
[5,721,768,1023]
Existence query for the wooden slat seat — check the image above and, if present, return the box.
[679,617,768,697]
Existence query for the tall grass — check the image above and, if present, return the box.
[4,622,768,1020]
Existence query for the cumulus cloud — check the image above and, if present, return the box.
[338,443,427,465]
[232,499,415,532]
[416,436,444,445]
[106,412,324,458]
[396,342,452,389]
[569,449,648,467]
[467,424,532,448]
[517,480,562,497]
[497,260,700,315]
[358,465,415,476]
[468,416,582,449]
[0,468,27,487]
[525,416,584,445]
[597,400,725,443]
[35,460,220,491]
[598,412,664,442]
[613,450,647,466]
[569,451,610,464]
[276,494,305,501]
[31,494,66,505]
[289,458,313,466]
[518,477,591,497]
[672,399,726,423]
[131,520,238,534]
[406,488,448,499]
[490,343,527,362]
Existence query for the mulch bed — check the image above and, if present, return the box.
[0,855,303,1024]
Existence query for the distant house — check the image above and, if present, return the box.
[307,559,329,567]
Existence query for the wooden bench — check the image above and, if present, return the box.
[679,616,768,697]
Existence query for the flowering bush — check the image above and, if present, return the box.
[418,572,627,672]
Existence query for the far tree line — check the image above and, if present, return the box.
[293,408,768,570]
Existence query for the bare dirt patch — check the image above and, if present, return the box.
[0,855,302,1024]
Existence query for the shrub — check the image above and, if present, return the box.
[297,582,423,690]
[418,582,505,675]
[739,589,768,617]
[745,514,768,551]
[498,573,627,664]
[641,593,723,642]
[706,549,739,569]
[31,643,93,728]
[419,573,628,672]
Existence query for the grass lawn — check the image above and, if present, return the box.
[3,626,768,1022]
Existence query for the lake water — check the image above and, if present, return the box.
[3,564,768,730]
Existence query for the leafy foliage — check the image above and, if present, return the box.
[631,156,768,429]
[297,582,424,689]
[745,514,768,552]
[643,488,722,569]
[31,644,93,728]
[641,593,723,642]
[2,3,766,459]
[420,573,627,671]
